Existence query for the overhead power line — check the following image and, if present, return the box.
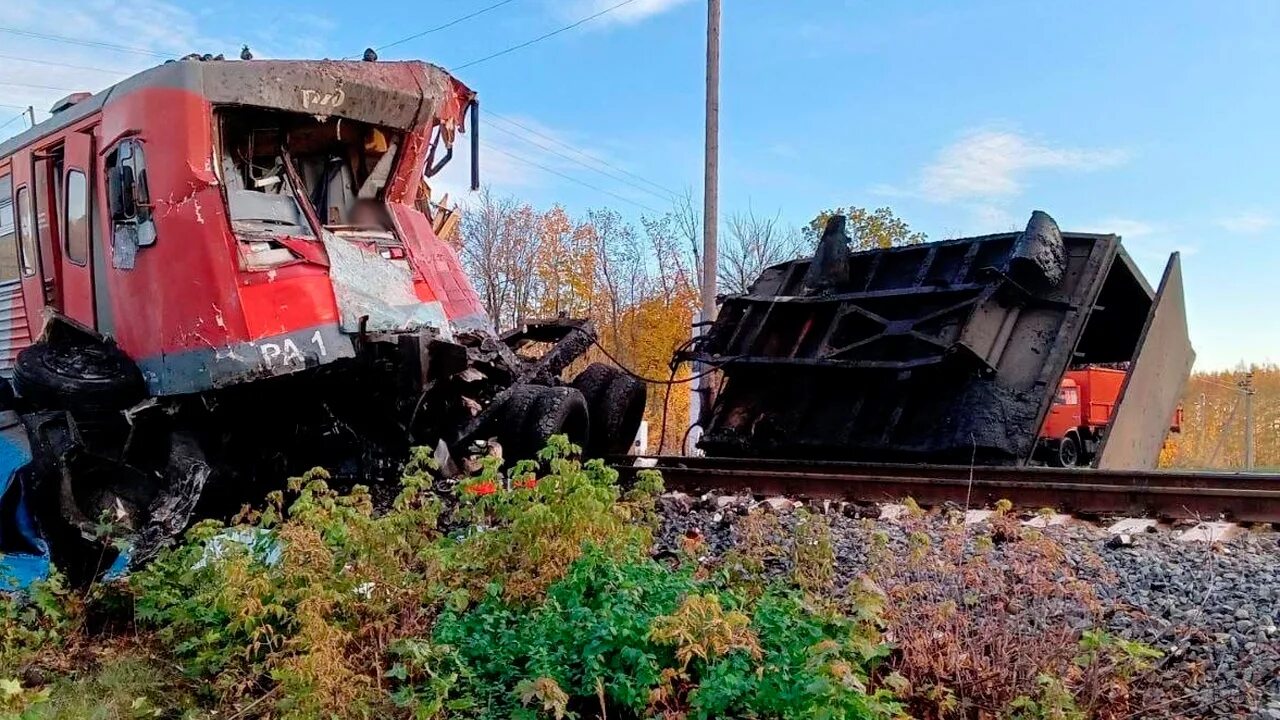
[488,111,678,198]
[0,27,171,58]
[374,0,523,53]
[0,53,127,75]
[452,0,642,71]
[0,111,26,133]
[0,80,87,93]
[486,119,674,204]
[482,141,660,214]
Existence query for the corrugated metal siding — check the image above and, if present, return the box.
[0,280,31,378]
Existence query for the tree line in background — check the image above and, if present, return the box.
[453,189,926,451]
[1166,365,1280,470]
[452,188,1274,468]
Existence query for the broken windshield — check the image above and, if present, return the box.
[216,108,402,247]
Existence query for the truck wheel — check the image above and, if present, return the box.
[571,363,647,457]
[494,385,589,464]
[13,341,145,411]
[1057,434,1080,468]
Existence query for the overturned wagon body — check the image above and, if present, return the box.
[692,212,1193,469]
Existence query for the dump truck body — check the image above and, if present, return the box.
[689,212,1194,470]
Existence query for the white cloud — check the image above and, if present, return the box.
[1217,211,1274,235]
[0,0,339,144]
[970,204,1018,232]
[565,0,695,26]
[920,129,1128,202]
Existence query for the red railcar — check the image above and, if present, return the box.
[0,58,485,390]
[0,57,644,574]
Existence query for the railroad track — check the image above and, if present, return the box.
[613,456,1280,524]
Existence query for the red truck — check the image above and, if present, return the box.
[1039,366,1182,467]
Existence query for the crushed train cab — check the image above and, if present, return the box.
[0,56,644,580]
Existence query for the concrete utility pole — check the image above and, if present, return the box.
[700,0,720,323]
[1242,371,1256,470]
[691,0,720,452]
[26,106,35,128]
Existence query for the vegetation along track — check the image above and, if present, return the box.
[614,456,1280,523]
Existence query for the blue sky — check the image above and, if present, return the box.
[2,0,1277,370]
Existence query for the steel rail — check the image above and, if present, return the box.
[614,457,1280,523]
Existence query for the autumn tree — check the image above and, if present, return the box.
[806,205,927,250]
[1164,365,1280,469]
[454,190,707,454]
[719,207,805,295]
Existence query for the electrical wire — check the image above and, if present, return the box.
[0,111,26,133]
[1198,377,1248,392]
[481,141,661,213]
[0,27,171,58]
[452,0,642,71]
[486,119,675,204]
[488,111,679,199]
[374,0,523,53]
[0,80,86,93]
[0,53,127,75]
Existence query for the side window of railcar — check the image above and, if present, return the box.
[105,139,155,267]
[64,170,89,265]
[0,176,17,282]
[15,186,36,276]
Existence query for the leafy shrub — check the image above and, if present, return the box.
[434,548,897,720]
[131,450,446,716]
[869,502,1159,719]
[5,437,898,718]
[443,436,659,602]
[0,575,75,678]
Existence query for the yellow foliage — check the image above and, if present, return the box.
[1163,364,1280,469]
[649,594,762,669]
[461,196,702,454]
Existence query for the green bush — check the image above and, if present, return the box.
[4,437,900,718]
[434,548,898,719]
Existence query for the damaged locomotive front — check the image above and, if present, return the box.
[0,56,645,583]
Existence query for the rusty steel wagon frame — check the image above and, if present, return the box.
[688,213,1193,469]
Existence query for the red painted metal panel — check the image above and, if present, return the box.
[9,150,45,334]
[96,86,248,363]
[1042,378,1081,440]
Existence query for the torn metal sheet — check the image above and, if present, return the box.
[1095,253,1195,470]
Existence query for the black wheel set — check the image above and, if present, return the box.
[488,362,646,463]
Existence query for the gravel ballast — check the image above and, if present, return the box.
[655,494,1280,718]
